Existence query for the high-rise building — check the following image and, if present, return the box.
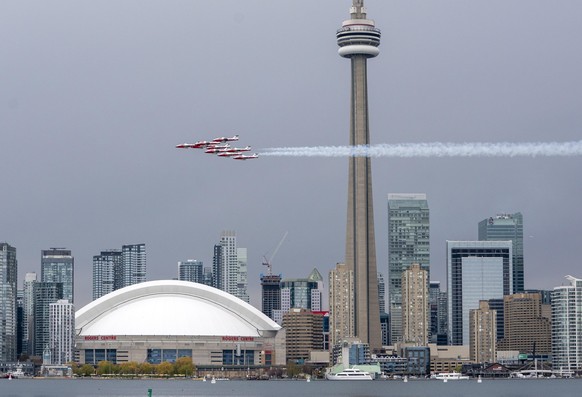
[0,242,17,362]
[447,241,513,346]
[178,260,204,283]
[260,274,281,320]
[49,299,75,365]
[22,272,37,356]
[92,250,122,300]
[469,300,496,364]
[402,264,429,345]
[307,268,324,312]
[339,0,382,350]
[33,282,63,356]
[479,213,524,293]
[212,231,248,303]
[41,248,74,303]
[283,308,324,362]
[498,292,551,356]
[121,244,146,288]
[551,275,582,372]
[329,263,354,350]
[387,193,430,343]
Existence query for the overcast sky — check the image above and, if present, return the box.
[2,0,582,309]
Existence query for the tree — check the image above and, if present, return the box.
[139,362,154,375]
[79,364,95,377]
[119,361,139,376]
[173,357,195,377]
[97,360,115,376]
[156,361,174,376]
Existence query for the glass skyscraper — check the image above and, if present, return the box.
[387,193,430,343]
[178,260,204,284]
[446,241,513,346]
[551,275,582,372]
[0,243,18,362]
[92,250,122,300]
[212,231,248,303]
[121,244,146,288]
[41,248,74,303]
[478,213,524,293]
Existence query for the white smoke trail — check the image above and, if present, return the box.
[259,140,582,158]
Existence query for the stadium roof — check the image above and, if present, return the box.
[76,280,280,337]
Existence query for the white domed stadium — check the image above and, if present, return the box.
[75,280,284,372]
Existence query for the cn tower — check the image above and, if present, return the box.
[337,0,382,350]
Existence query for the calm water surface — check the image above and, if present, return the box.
[1,378,581,397]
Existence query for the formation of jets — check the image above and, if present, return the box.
[176,135,259,160]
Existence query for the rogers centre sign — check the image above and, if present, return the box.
[84,335,117,341]
[221,336,255,342]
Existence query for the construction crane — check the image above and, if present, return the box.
[262,231,288,276]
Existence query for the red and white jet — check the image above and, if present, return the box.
[212,135,239,143]
[232,153,259,160]
[221,146,251,153]
[204,144,231,153]
[217,151,243,157]
[176,140,215,149]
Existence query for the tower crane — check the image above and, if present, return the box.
[262,231,288,276]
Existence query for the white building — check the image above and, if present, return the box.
[213,231,248,303]
[75,280,283,371]
[49,299,75,365]
[552,275,582,372]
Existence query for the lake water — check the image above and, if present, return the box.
[1,378,581,397]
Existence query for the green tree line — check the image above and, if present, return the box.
[71,357,196,377]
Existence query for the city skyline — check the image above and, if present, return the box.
[2,0,582,310]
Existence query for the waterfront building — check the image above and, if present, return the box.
[178,260,204,283]
[402,264,429,345]
[49,299,75,364]
[429,281,448,345]
[329,263,355,351]
[378,273,386,314]
[92,250,122,300]
[75,280,283,374]
[479,213,524,293]
[469,300,497,364]
[498,293,551,356]
[551,275,582,372]
[388,193,430,344]
[339,0,382,350]
[33,282,63,356]
[0,242,17,362]
[41,248,74,303]
[446,241,513,345]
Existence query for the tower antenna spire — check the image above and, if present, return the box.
[351,0,366,19]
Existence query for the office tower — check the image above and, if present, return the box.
[92,250,122,300]
[447,241,513,346]
[479,213,524,293]
[552,275,582,372]
[329,263,355,350]
[0,242,17,362]
[212,231,249,302]
[261,273,282,320]
[387,193,430,343]
[16,290,23,357]
[22,272,37,355]
[486,298,505,343]
[339,0,382,350]
[498,293,551,356]
[283,308,324,362]
[202,266,213,287]
[378,273,386,314]
[429,282,449,345]
[41,248,74,303]
[402,264,429,345]
[121,244,146,288]
[178,260,204,283]
[33,282,63,356]
[49,299,75,365]
[380,313,390,346]
[469,300,496,364]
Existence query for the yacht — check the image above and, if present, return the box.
[431,372,469,381]
[326,368,373,381]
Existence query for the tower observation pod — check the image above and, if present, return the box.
[339,0,383,351]
[337,6,381,58]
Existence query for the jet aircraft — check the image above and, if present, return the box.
[212,135,239,143]
[232,153,259,160]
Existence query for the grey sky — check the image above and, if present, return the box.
[2,1,581,309]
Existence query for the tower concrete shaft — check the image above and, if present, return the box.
[338,0,381,350]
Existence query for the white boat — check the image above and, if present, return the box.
[326,368,373,381]
[431,372,469,381]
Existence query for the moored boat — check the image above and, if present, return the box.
[326,368,373,381]
[430,372,469,380]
